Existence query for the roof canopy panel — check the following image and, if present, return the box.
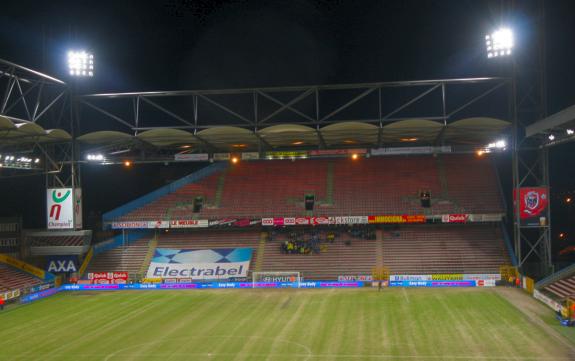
[321,122,379,146]
[136,129,198,147]
[444,117,510,144]
[259,124,318,147]
[77,131,133,145]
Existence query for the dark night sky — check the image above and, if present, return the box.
[0,0,574,259]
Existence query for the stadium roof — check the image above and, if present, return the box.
[75,117,510,151]
[0,115,71,146]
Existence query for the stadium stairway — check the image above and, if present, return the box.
[213,169,227,208]
[139,236,158,276]
[375,229,384,269]
[253,232,268,273]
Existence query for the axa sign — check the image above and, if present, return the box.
[47,188,74,229]
[46,256,78,273]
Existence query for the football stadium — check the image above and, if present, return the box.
[1,1,575,360]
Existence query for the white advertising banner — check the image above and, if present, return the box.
[146,248,253,280]
[147,221,170,229]
[169,220,209,228]
[174,153,209,162]
[47,188,74,229]
[111,221,148,229]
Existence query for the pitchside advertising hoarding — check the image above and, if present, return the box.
[146,248,253,280]
[47,188,82,229]
[514,187,549,226]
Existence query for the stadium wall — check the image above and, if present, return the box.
[102,162,228,225]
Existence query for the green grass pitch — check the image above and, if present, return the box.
[0,288,574,360]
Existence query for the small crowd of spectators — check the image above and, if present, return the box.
[269,225,376,255]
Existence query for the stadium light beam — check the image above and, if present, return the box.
[486,28,514,58]
[68,50,94,77]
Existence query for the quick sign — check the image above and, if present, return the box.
[47,188,74,229]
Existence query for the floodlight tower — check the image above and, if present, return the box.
[487,2,552,278]
[44,50,95,230]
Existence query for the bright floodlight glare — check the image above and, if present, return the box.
[548,134,555,141]
[68,51,94,77]
[567,129,574,135]
[486,28,514,58]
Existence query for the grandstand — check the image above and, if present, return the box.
[109,154,504,222]
[83,152,512,282]
[0,263,42,292]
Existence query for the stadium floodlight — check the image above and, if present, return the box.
[548,134,555,141]
[486,28,514,58]
[68,51,94,77]
[86,153,104,161]
[567,129,574,135]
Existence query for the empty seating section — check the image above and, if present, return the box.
[0,263,43,292]
[382,225,509,274]
[124,173,221,220]
[442,155,504,213]
[332,156,442,215]
[28,236,84,247]
[85,238,151,276]
[543,275,575,300]
[116,154,503,222]
[260,232,377,280]
[153,230,260,271]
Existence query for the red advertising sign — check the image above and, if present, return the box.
[441,214,469,223]
[87,272,128,284]
[514,187,548,226]
[368,215,426,224]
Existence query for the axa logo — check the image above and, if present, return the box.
[48,259,77,273]
[49,190,71,220]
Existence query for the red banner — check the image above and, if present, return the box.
[514,187,548,226]
[368,215,426,224]
[441,214,469,223]
[87,272,128,284]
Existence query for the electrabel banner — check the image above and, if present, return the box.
[47,188,74,229]
[514,187,549,226]
[146,248,253,280]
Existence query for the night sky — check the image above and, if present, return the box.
[0,0,573,261]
